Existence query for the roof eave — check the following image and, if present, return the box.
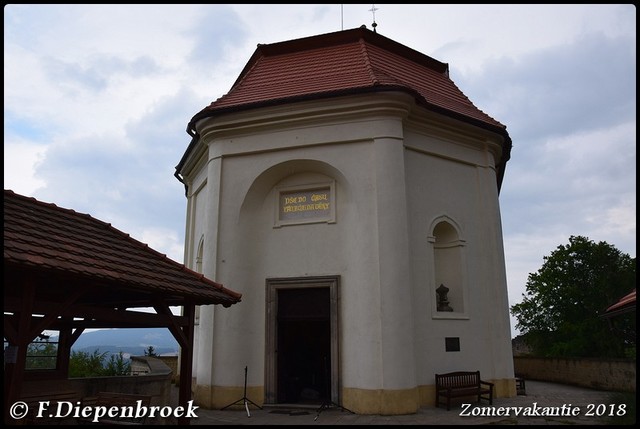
[177,86,512,190]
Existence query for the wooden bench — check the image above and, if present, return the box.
[19,389,82,424]
[435,371,494,410]
[79,392,153,425]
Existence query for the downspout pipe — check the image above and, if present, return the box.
[174,127,199,197]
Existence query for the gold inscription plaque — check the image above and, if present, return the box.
[279,188,331,222]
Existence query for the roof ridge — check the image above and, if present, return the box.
[218,52,266,105]
[368,64,404,86]
[445,78,502,124]
[358,38,379,86]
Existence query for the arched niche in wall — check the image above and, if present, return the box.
[428,215,469,319]
[231,158,351,290]
[240,159,350,217]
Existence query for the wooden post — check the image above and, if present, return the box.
[177,302,195,425]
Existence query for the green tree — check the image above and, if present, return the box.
[69,349,132,377]
[25,338,58,370]
[144,345,157,357]
[69,349,108,377]
[511,235,635,358]
[104,351,131,376]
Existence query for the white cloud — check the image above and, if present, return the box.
[3,140,47,196]
[140,227,185,264]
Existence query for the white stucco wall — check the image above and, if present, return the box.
[403,123,514,386]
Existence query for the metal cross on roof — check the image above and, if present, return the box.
[369,4,379,32]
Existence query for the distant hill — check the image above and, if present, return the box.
[55,328,180,357]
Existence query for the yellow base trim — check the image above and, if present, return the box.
[194,384,264,409]
[194,378,517,413]
[493,378,517,398]
[342,387,419,415]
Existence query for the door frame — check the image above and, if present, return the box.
[264,275,340,404]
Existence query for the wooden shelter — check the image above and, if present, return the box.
[3,189,241,424]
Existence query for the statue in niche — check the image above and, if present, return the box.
[436,284,453,312]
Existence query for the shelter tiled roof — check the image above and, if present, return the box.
[4,189,241,307]
[188,27,508,135]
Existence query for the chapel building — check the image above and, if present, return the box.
[175,26,515,415]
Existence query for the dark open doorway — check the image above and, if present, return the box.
[265,276,339,406]
[276,287,330,404]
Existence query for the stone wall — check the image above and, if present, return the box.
[513,356,636,392]
[21,356,174,424]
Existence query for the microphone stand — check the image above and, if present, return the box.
[314,357,353,420]
[221,366,262,417]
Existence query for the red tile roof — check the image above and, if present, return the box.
[188,27,508,135]
[180,27,512,189]
[4,189,241,307]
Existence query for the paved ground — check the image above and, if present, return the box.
[175,380,630,425]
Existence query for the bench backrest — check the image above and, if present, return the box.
[436,371,481,389]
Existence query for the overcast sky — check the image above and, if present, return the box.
[4,4,636,337]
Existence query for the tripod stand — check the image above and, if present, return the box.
[314,357,354,421]
[221,366,262,417]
